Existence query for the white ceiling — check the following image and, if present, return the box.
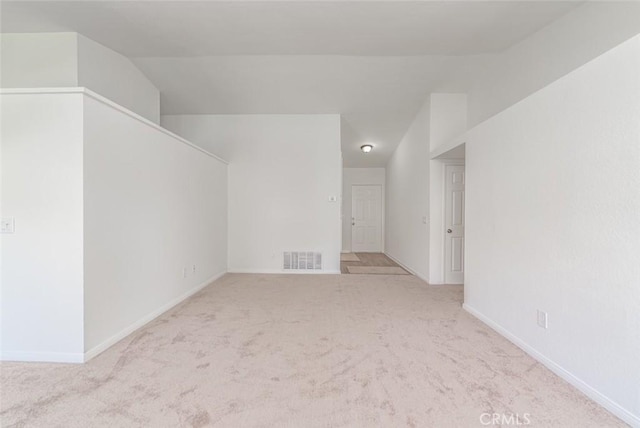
[133,55,474,167]
[1,1,581,56]
[1,1,582,166]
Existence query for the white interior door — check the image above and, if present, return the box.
[444,165,465,283]
[351,185,382,252]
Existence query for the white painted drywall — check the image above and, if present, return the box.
[1,89,227,362]
[0,33,78,88]
[78,35,160,123]
[342,168,385,253]
[384,101,430,280]
[464,35,640,425]
[162,114,342,273]
[0,33,160,123]
[83,95,227,354]
[429,94,467,152]
[0,93,85,362]
[466,1,640,127]
[160,115,233,160]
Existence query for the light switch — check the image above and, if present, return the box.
[537,310,548,329]
[329,196,337,202]
[1,217,15,234]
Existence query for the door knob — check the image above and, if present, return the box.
[447,229,452,233]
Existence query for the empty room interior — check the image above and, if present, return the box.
[1,1,639,426]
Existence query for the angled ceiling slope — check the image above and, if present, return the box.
[1,1,582,166]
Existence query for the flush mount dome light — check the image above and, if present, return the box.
[360,144,373,153]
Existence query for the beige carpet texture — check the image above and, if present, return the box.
[0,274,623,427]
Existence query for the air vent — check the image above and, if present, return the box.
[283,252,322,270]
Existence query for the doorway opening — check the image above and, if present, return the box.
[443,164,465,284]
[430,144,465,285]
[350,184,382,253]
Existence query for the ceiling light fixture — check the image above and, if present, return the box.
[360,144,373,153]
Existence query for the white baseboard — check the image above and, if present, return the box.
[0,351,85,363]
[384,252,430,284]
[83,271,227,362]
[463,303,640,427]
[228,268,341,275]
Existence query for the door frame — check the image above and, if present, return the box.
[441,161,465,284]
[351,184,383,253]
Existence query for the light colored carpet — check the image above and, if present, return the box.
[340,253,360,262]
[0,274,622,427]
[346,266,409,275]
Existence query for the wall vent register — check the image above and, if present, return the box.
[283,252,322,270]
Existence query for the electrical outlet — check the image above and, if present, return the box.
[192,264,196,274]
[537,310,548,329]
[183,267,188,278]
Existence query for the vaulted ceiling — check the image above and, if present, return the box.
[1,1,582,166]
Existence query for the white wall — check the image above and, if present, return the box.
[429,94,467,152]
[342,168,385,252]
[78,35,160,123]
[464,35,640,425]
[384,101,430,280]
[1,89,227,362]
[160,115,234,160]
[0,33,78,88]
[467,1,640,127]
[1,93,85,362]
[0,33,160,123]
[83,95,227,355]
[163,114,343,273]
